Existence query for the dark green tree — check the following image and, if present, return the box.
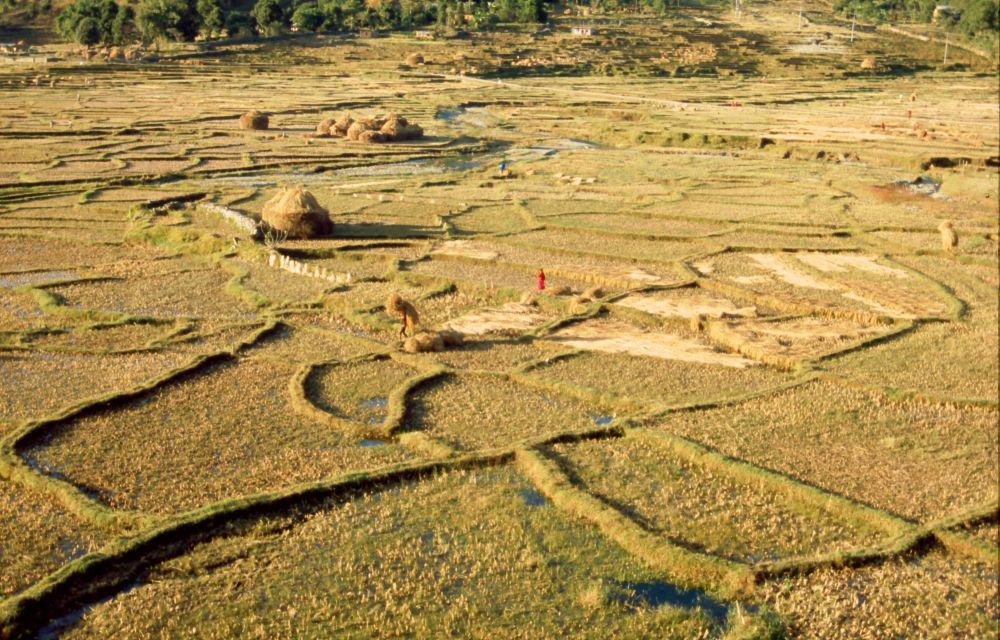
[292,1,324,30]
[251,0,285,35]
[137,0,200,41]
[74,16,102,45]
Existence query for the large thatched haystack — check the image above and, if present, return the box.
[261,186,331,238]
[405,52,424,65]
[239,110,269,130]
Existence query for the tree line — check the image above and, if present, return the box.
[52,0,553,45]
[832,0,998,38]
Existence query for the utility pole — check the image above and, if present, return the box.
[943,31,950,64]
[798,4,804,28]
[850,12,856,43]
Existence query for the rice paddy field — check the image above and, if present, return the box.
[0,1,997,638]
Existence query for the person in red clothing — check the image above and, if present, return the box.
[536,268,545,291]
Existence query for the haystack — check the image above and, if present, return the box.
[860,57,877,70]
[240,110,269,130]
[347,115,423,143]
[260,186,332,238]
[438,329,464,347]
[316,118,335,136]
[405,52,425,65]
[358,129,386,143]
[404,332,444,353]
[380,114,424,141]
[333,114,354,136]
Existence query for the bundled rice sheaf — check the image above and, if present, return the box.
[261,186,332,238]
[345,113,424,143]
[405,52,425,65]
[859,57,877,70]
[239,110,269,131]
[316,118,335,136]
[333,114,354,136]
[404,332,443,353]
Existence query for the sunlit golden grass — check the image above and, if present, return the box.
[757,549,999,640]
[0,351,189,426]
[403,373,610,452]
[27,356,414,513]
[655,380,999,522]
[0,14,996,637]
[60,468,721,639]
[546,436,887,562]
[0,483,107,599]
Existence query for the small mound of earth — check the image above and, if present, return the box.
[547,320,755,368]
[795,253,909,278]
[442,303,545,335]
[711,317,884,359]
[616,291,757,319]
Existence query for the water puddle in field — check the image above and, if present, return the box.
[609,580,730,622]
[590,413,614,426]
[0,271,77,288]
[517,488,547,507]
[354,397,388,425]
[357,439,387,447]
[335,159,444,177]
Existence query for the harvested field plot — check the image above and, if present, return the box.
[27,356,414,513]
[656,380,998,522]
[546,435,887,563]
[547,318,756,368]
[403,374,607,451]
[0,3,996,636]
[59,469,721,639]
[522,350,794,408]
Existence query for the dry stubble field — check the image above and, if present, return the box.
[0,3,997,638]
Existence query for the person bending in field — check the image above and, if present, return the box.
[386,293,419,337]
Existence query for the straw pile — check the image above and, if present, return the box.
[343,114,423,143]
[260,186,332,238]
[403,329,463,353]
[860,57,877,70]
[239,110,269,130]
[316,118,335,136]
[405,52,425,65]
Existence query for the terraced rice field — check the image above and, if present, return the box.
[0,2,996,638]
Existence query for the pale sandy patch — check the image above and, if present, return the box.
[547,320,755,368]
[711,317,884,359]
[442,303,545,335]
[616,292,757,319]
[748,253,836,290]
[796,253,910,278]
